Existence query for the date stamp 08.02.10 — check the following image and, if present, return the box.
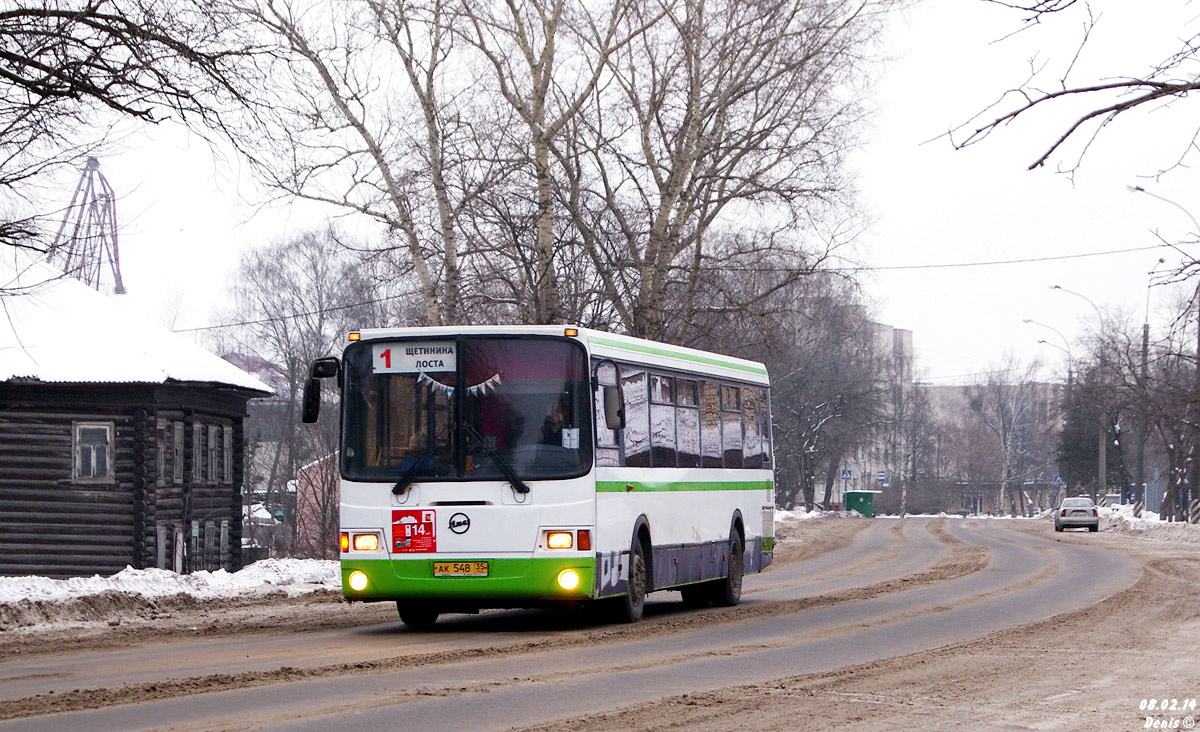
[1140,699,1198,729]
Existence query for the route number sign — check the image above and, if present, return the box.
[392,509,436,553]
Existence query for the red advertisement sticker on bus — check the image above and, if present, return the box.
[392,509,436,553]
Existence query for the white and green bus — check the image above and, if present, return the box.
[302,325,774,628]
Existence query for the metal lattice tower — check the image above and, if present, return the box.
[50,157,127,295]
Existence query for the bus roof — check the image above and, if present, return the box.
[347,325,770,386]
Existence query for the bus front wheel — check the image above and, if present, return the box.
[397,602,439,630]
[613,539,647,623]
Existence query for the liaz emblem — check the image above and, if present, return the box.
[448,512,471,535]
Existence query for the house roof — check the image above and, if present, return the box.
[0,252,271,394]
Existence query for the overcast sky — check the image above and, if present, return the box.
[857,0,1200,383]
[97,0,1200,381]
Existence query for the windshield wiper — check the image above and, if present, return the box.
[464,425,530,494]
[391,463,422,495]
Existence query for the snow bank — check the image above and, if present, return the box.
[0,559,340,605]
[1103,503,1200,543]
[776,508,864,523]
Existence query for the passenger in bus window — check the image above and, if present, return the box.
[541,395,570,446]
[399,433,437,473]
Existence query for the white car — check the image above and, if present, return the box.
[1054,496,1099,532]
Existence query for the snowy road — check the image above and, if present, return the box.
[0,517,1153,732]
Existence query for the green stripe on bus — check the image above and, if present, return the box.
[596,480,773,493]
[588,337,768,376]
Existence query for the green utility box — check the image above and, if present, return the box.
[844,490,882,518]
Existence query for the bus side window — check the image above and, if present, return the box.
[676,378,700,468]
[700,381,722,468]
[594,361,621,467]
[620,368,651,468]
[649,373,677,468]
[762,389,773,468]
[743,387,762,469]
[721,384,743,469]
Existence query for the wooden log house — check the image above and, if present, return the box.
[0,256,271,578]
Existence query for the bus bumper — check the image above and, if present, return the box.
[341,556,597,603]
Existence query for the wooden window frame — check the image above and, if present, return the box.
[172,421,184,484]
[72,421,114,483]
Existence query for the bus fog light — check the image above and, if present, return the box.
[353,533,379,551]
[547,531,573,549]
[557,568,580,591]
[348,570,369,592]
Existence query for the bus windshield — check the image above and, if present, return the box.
[341,336,592,483]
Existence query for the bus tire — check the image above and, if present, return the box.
[614,539,647,623]
[397,602,439,630]
[709,532,744,607]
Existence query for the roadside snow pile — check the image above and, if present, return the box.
[0,559,340,605]
[776,508,864,523]
[1103,504,1200,543]
[0,559,342,631]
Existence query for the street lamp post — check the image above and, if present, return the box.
[1129,184,1198,522]
[1049,286,1107,500]
[1024,318,1073,385]
[1050,284,1105,322]
[1136,258,1167,516]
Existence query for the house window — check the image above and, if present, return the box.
[192,421,203,483]
[172,421,184,484]
[74,422,113,481]
[223,426,234,483]
[207,425,219,485]
[156,418,166,487]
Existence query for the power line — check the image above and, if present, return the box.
[170,242,1175,334]
[703,243,1176,273]
[172,290,416,334]
[919,358,1072,383]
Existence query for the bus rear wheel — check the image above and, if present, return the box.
[397,602,439,630]
[709,533,744,607]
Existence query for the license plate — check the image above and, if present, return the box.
[433,561,488,577]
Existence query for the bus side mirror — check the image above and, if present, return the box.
[602,385,625,430]
[302,357,341,424]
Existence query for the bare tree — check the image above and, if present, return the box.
[964,359,1058,515]
[1079,304,1200,520]
[0,0,260,246]
[220,227,391,554]
[217,0,517,326]
[452,0,663,324]
[957,1,1200,172]
[558,0,891,341]
[691,265,882,510]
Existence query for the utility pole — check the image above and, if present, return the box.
[1136,320,1148,516]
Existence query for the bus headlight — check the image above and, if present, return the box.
[557,568,580,591]
[347,570,369,592]
[547,531,574,549]
[352,533,380,552]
